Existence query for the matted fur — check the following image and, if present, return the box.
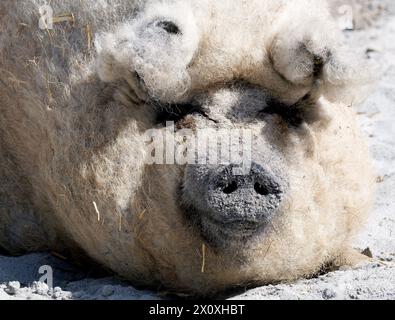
[0,0,375,295]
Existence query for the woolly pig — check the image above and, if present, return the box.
[0,0,375,295]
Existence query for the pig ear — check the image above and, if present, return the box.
[95,2,200,102]
[269,2,374,106]
[319,46,374,105]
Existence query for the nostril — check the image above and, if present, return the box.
[254,183,270,196]
[222,181,238,194]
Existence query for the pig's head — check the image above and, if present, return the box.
[47,0,373,295]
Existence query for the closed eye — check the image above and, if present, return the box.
[156,102,217,126]
[260,97,306,127]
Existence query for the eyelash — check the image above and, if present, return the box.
[260,98,305,128]
[154,95,310,128]
[155,103,217,126]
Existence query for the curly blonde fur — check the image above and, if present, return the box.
[0,0,375,295]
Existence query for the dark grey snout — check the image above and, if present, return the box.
[184,163,286,245]
[183,162,287,244]
[206,163,284,225]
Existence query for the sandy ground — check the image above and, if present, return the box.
[1,2,395,300]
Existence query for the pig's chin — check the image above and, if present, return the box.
[181,203,268,249]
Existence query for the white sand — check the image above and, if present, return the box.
[0,2,394,301]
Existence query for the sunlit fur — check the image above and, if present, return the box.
[0,0,375,295]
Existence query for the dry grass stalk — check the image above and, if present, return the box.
[52,13,75,24]
[93,201,100,221]
[85,24,93,50]
[201,243,206,273]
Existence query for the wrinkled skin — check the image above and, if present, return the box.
[0,0,374,295]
